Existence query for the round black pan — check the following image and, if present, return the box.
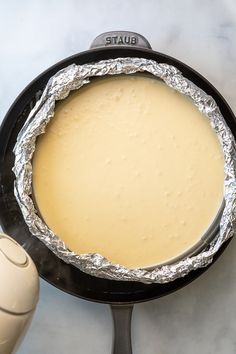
[0,32,235,353]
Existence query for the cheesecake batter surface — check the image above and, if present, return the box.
[32,75,224,269]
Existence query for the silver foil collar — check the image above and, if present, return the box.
[13,57,236,284]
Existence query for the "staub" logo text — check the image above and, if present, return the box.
[105,35,138,46]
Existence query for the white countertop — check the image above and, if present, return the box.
[1,1,236,353]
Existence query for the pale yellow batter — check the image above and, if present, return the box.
[32,75,224,269]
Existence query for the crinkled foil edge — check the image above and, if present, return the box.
[13,57,236,284]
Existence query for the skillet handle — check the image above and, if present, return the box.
[90,31,152,49]
[110,304,134,354]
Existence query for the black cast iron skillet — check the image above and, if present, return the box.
[0,31,235,354]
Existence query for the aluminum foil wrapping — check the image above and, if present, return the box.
[13,57,236,284]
